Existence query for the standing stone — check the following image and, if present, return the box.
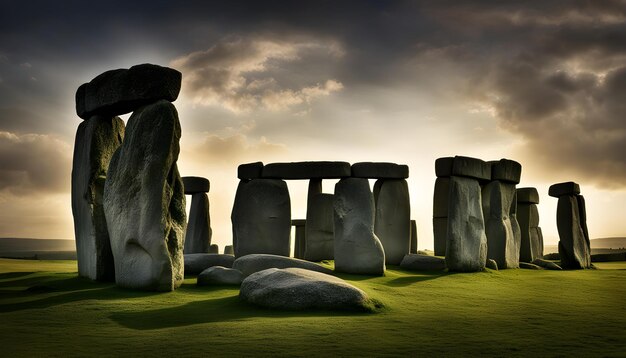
[432,175,450,256]
[231,179,291,258]
[517,187,544,262]
[224,245,234,255]
[334,178,385,275]
[209,244,219,254]
[446,176,487,272]
[373,179,411,265]
[72,115,125,281]
[291,219,306,259]
[482,159,522,269]
[304,194,335,261]
[410,220,418,254]
[103,100,186,291]
[550,182,591,269]
[183,175,212,254]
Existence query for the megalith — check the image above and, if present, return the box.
[182,176,212,254]
[334,178,385,275]
[291,219,306,259]
[517,187,544,262]
[483,159,522,269]
[441,156,490,272]
[410,220,418,254]
[103,100,186,291]
[231,179,291,258]
[71,115,125,281]
[352,162,411,265]
[549,182,591,269]
[304,192,335,261]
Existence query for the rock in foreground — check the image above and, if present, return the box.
[400,254,446,271]
[240,268,378,311]
[233,254,333,277]
[197,266,243,286]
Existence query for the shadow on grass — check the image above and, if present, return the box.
[0,274,160,313]
[109,292,370,330]
[383,270,457,287]
[0,272,35,281]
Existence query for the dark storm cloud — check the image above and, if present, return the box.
[1,0,626,190]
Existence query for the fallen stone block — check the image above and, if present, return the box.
[239,268,376,311]
[233,254,333,277]
[197,266,243,286]
[400,254,446,271]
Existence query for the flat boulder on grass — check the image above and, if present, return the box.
[400,254,446,271]
[197,266,243,286]
[519,262,543,270]
[532,259,562,270]
[184,253,235,276]
[233,254,333,277]
[239,268,377,311]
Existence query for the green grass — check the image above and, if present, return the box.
[1,259,625,357]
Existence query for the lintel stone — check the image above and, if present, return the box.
[182,176,210,194]
[549,182,580,197]
[351,162,409,179]
[262,161,351,180]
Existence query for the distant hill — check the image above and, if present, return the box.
[0,238,75,252]
[591,237,626,249]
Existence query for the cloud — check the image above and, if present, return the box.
[415,1,626,188]
[0,131,71,194]
[170,37,344,113]
[189,133,287,165]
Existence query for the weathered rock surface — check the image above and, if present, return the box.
[304,194,335,261]
[76,64,181,119]
[231,179,291,258]
[374,179,411,265]
[445,176,487,272]
[184,253,235,275]
[556,195,591,269]
[232,254,333,277]
[410,220,418,254]
[262,161,351,179]
[433,177,451,218]
[400,254,446,271]
[483,180,521,269]
[432,217,448,257]
[517,187,540,204]
[334,178,386,275]
[72,115,125,281]
[197,266,243,285]
[351,162,409,179]
[490,159,522,184]
[184,192,211,254]
[532,259,562,270]
[238,162,264,179]
[182,176,210,194]
[435,156,491,181]
[548,182,581,197]
[103,100,185,291]
[239,268,375,311]
[486,259,499,270]
[518,201,544,262]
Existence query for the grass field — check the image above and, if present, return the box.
[1,259,624,357]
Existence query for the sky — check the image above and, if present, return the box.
[0,0,625,251]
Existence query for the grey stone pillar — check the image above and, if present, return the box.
[483,159,522,269]
[334,178,385,275]
[291,219,306,259]
[182,176,211,254]
[373,179,411,265]
[72,115,125,281]
[410,220,418,254]
[517,187,544,262]
[231,179,291,258]
[549,182,591,269]
[304,179,335,261]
